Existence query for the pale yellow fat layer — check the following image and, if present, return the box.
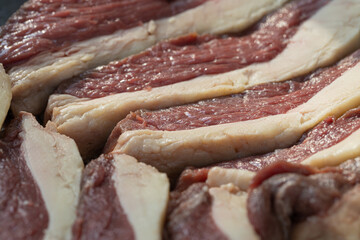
[0,64,11,129]
[20,113,83,240]
[111,153,169,240]
[210,186,259,240]
[207,168,255,191]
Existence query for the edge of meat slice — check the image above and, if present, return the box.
[0,64,11,129]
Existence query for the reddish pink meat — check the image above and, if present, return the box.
[72,154,135,240]
[106,50,360,141]
[0,116,48,240]
[0,0,207,67]
[166,183,227,240]
[57,0,329,98]
[175,106,360,189]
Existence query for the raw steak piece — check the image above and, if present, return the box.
[176,107,360,190]
[167,183,258,240]
[110,49,360,176]
[248,159,360,240]
[0,64,11,129]
[72,153,169,240]
[0,112,83,240]
[6,0,286,115]
[50,0,360,159]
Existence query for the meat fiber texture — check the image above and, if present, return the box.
[50,0,360,159]
[0,113,83,240]
[0,64,11,129]
[5,0,287,115]
[182,107,360,191]
[107,47,360,176]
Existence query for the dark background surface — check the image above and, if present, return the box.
[0,0,27,25]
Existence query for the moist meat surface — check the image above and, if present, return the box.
[110,50,360,136]
[176,107,360,188]
[247,159,360,240]
[0,117,48,240]
[0,0,206,67]
[72,154,134,240]
[218,107,360,171]
[166,183,227,240]
[57,0,329,99]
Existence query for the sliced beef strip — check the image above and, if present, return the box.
[167,181,259,240]
[57,0,329,99]
[217,107,360,172]
[175,107,360,190]
[72,154,135,240]
[0,0,206,67]
[112,49,360,135]
[166,183,228,240]
[73,153,169,240]
[247,159,360,240]
[0,115,48,240]
[0,112,83,240]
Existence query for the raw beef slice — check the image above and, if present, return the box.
[0,112,83,239]
[176,107,360,191]
[72,153,169,240]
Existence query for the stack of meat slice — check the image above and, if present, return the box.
[3,0,360,239]
[48,0,360,159]
[1,0,287,115]
[107,49,360,176]
[0,113,170,239]
[167,107,360,239]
